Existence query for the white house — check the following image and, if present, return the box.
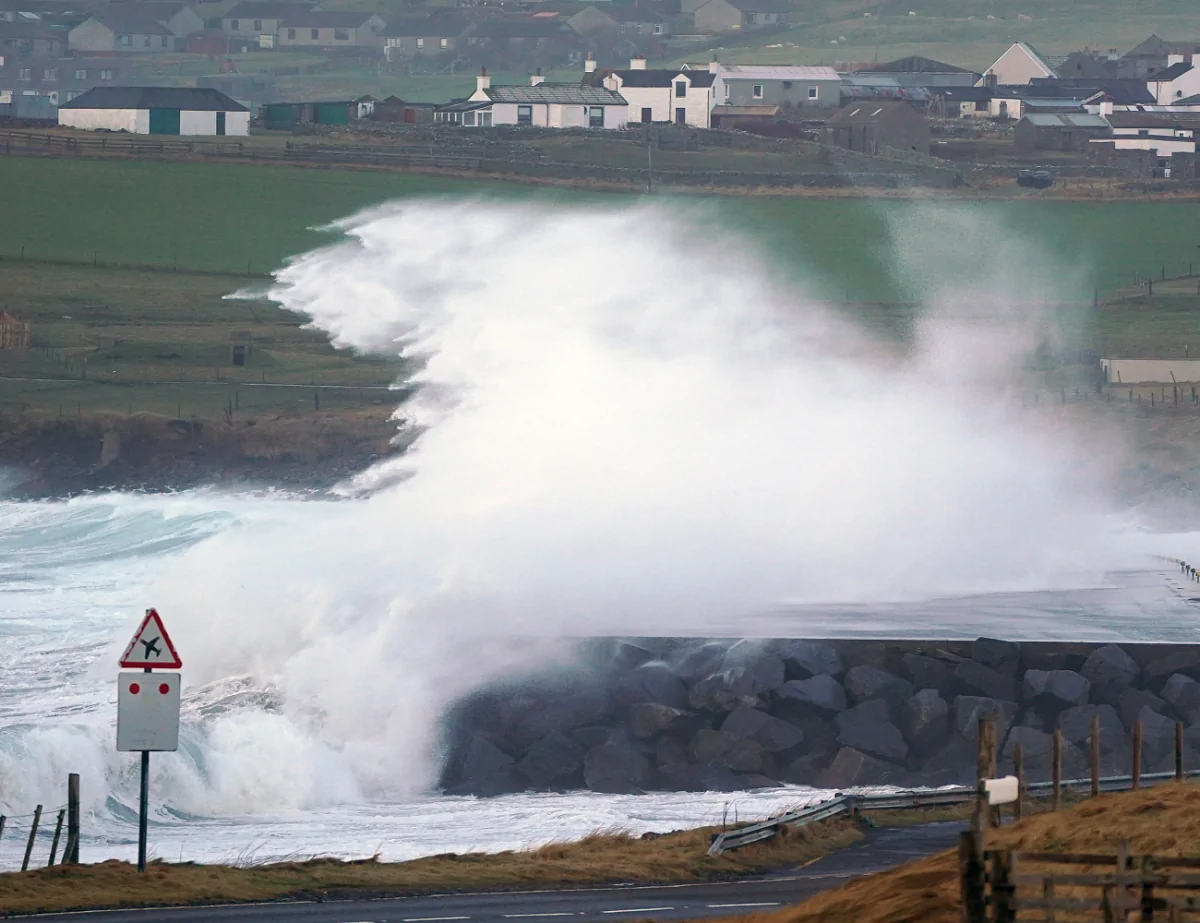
[585,56,715,126]
[444,71,627,129]
[978,42,1057,86]
[1097,111,1197,155]
[711,63,841,108]
[58,86,249,135]
[1148,58,1200,104]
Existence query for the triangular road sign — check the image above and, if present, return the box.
[119,608,182,669]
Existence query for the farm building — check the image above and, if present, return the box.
[1014,112,1112,151]
[58,86,249,135]
[824,100,931,155]
[0,311,30,350]
[259,98,365,129]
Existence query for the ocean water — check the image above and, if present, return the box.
[5,198,1200,869]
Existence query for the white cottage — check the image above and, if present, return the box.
[585,56,716,127]
[442,71,627,129]
[58,86,249,135]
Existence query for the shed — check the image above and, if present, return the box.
[824,100,930,155]
[260,99,356,129]
[1014,112,1112,151]
[58,86,249,135]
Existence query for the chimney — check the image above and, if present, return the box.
[985,72,998,89]
[584,52,597,74]
[708,56,720,74]
[531,67,544,86]
[630,56,647,70]
[477,66,490,92]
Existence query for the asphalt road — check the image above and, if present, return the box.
[17,822,964,923]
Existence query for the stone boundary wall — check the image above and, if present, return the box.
[439,637,1200,796]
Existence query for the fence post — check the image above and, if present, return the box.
[1013,743,1024,822]
[1092,713,1101,797]
[1176,722,1184,783]
[0,815,5,846]
[1134,720,1143,791]
[991,849,1015,923]
[47,809,64,866]
[67,772,79,864]
[959,829,986,923]
[1141,854,1156,922]
[21,805,42,872]
[1052,728,1063,811]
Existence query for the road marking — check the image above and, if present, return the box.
[502,914,577,918]
[600,908,675,914]
[705,903,781,909]
[403,916,472,921]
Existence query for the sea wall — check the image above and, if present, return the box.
[438,637,1200,796]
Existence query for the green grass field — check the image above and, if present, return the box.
[4,155,1200,302]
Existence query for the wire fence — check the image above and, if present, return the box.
[0,801,74,872]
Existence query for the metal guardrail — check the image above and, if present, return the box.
[707,770,1200,856]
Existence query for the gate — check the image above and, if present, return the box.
[148,108,181,135]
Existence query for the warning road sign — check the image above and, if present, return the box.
[119,609,182,669]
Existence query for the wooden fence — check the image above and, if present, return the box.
[0,773,80,871]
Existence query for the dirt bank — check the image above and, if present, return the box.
[0,409,400,498]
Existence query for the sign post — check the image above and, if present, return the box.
[117,608,182,873]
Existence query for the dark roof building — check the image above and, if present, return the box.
[859,55,975,75]
[824,100,931,155]
[59,85,247,110]
[584,67,714,88]
[481,83,625,104]
[277,10,379,28]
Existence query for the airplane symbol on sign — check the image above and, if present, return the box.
[140,638,161,658]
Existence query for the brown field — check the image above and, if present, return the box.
[710,783,1200,923]
[0,817,861,915]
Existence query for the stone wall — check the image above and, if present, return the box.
[438,637,1200,796]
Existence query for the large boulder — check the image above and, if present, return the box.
[1057,704,1131,776]
[1118,688,1167,731]
[610,641,656,671]
[776,640,845,679]
[816,747,906,788]
[584,743,653,793]
[618,661,688,710]
[721,706,803,753]
[901,653,955,694]
[517,733,585,790]
[449,735,522,796]
[900,688,950,756]
[955,660,1017,701]
[844,665,914,706]
[1081,645,1140,705]
[777,674,847,714]
[720,642,786,697]
[954,696,1019,745]
[1023,670,1090,708]
[1145,651,1200,686]
[689,729,765,773]
[972,638,1021,675]
[672,643,730,685]
[1002,726,1086,782]
[689,671,750,713]
[834,703,908,763]
[629,703,691,740]
[916,735,977,786]
[657,762,742,792]
[654,736,689,770]
[1161,674,1200,725]
[1137,706,1180,774]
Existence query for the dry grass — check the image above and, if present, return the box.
[0,817,862,915]
[709,783,1200,923]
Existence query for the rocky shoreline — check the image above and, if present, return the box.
[439,637,1200,796]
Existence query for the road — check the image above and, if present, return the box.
[17,822,964,923]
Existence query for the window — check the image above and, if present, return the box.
[229,19,238,31]
[808,85,818,99]
[118,33,131,45]
[724,83,729,100]
[160,35,168,46]
[440,37,448,48]
[480,110,491,126]
[652,22,663,34]
[287,28,295,39]
[66,90,82,100]
[517,104,532,125]
[416,37,424,48]
[143,36,151,47]
[589,105,603,128]
[43,68,55,80]
[334,28,349,41]
[74,68,86,80]
[463,110,476,126]
[253,19,262,30]
[783,80,792,89]
[674,80,686,98]
[311,28,319,39]
[17,67,29,80]
[100,69,113,80]
[752,83,763,99]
